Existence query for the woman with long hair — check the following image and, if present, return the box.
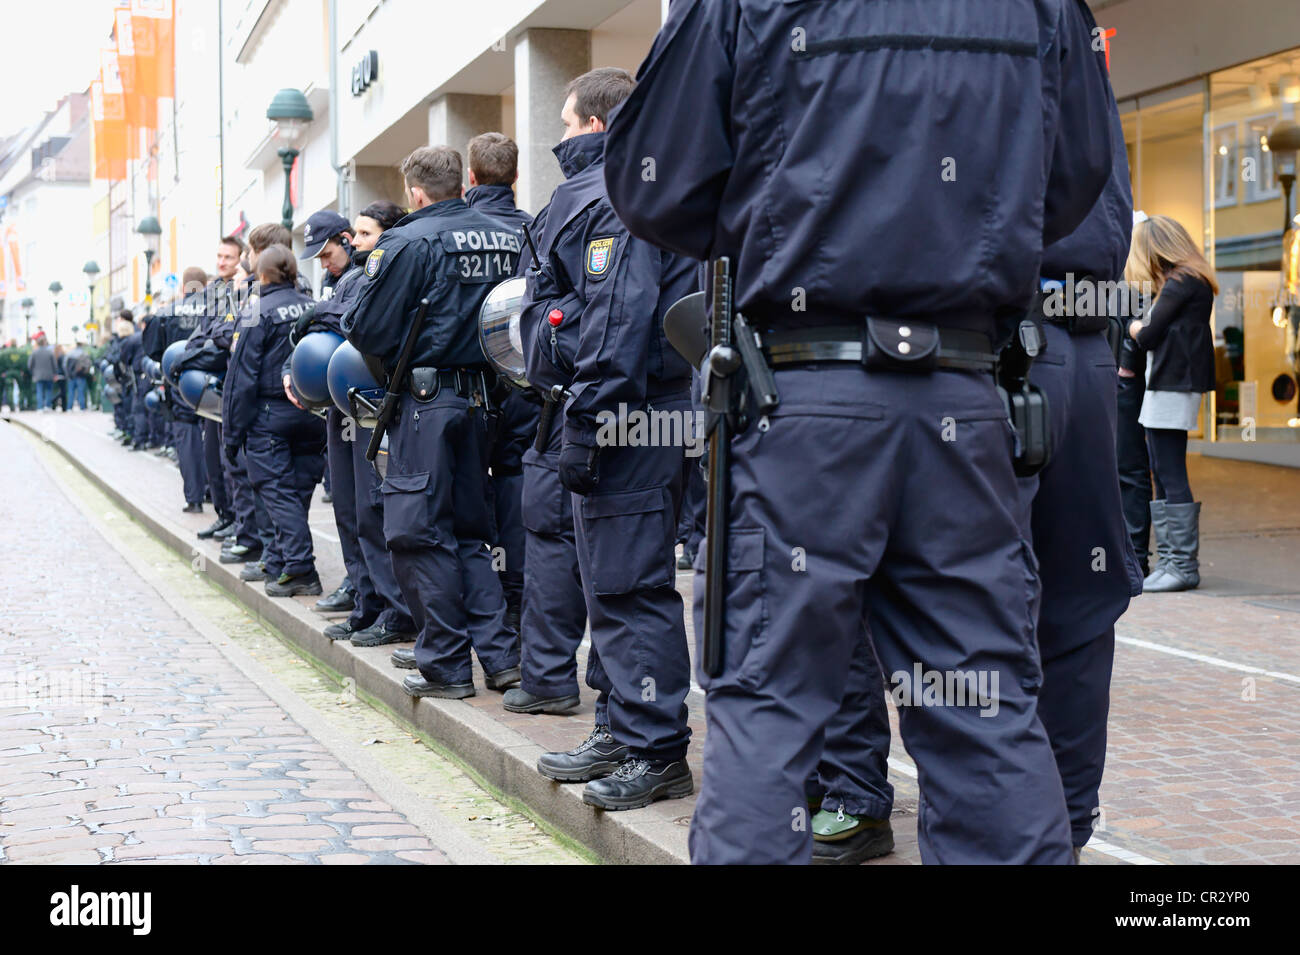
[1125,215,1218,593]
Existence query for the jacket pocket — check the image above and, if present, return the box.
[579,486,673,595]
[382,472,435,550]
[521,455,571,536]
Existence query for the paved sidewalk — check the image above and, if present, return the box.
[8,410,1300,864]
[0,418,563,864]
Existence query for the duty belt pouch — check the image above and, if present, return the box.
[863,317,940,372]
[999,384,1051,477]
[409,367,440,401]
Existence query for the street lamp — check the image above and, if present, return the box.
[266,88,314,230]
[1266,120,1300,236]
[20,297,33,344]
[136,217,162,311]
[48,281,63,344]
[83,260,100,337]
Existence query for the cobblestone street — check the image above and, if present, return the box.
[0,417,583,865]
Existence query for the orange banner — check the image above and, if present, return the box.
[115,6,157,138]
[130,0,174,99]
[91,77,128,180]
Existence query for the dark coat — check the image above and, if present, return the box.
[1133,272,1216,393]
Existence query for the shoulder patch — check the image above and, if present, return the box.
[365,248,385,278]
[586,237,616,278]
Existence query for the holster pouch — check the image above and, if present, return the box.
[999,384,1051,477]
[409,366,440,401]
[863,317,940,372]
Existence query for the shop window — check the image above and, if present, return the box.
[1213,124,1239,208]
[1244,115,1282,204]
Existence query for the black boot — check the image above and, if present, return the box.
[502,688,580,714]
[537,724,628,782]
[811,811,895,865]
[402,674,475,699]
[390,647,417,669]
[350,622,415,647]
[265,570,323,597]
[582,757,694,811]
[239,560,270,582]
[484,666,522,691]
[324,620,363,641]
[314,580,356,612]
[198,516,234,540]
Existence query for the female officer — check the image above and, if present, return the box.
[224,245,326,597]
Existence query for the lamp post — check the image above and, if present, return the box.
[136,217,162,312]
[83,260,100,337]
[48,281,63,344]
[20,297,33,344]
[266,88,314,230]
[1266,120,1300,236]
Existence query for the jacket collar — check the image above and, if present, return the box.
[552,132,605,180]
[465,183,518,210]
[395,195,467,228]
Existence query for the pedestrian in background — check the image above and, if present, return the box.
[1126,214,1218,593]
[65,339,93,410]
[27,333,56,410]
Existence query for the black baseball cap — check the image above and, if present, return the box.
[300,211,351,260]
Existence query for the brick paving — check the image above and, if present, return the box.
[0,418,454,864]
[7,409,1300,864]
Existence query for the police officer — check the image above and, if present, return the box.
[465,131,535,634]
[605,0,1115,863]
[115,313,140,447]
[295,211,370,619]
[293,208,417,647]
[523,69,696,811]
[121,317,151,451]
[223,245,326,597]
[190,237,243,541]
[343,145,521,699]
[138,306,170,452]
[163,268,213,513]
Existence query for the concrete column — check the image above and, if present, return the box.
[514,28,590,215]
[427,93,505,164]
[352,164,407,214]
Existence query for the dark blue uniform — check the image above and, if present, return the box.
[606,0,1115,864]
[120,330,150,449]
[1024,104,1144,847]
[467,182,538,624]
[223,283,326,580]
[162,293,209,506]
[523,131,696,766]
[139,312,169,447]
[516,200,606,712]
[309,257,415,637]
[343,197,521,689]
[182,278,239,523]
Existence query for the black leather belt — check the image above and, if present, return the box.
[762,321,995,372]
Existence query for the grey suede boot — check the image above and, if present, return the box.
[1145,502,1200,593]
[1143,499,1171,588]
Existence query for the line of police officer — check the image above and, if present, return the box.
[118,0,1144,860]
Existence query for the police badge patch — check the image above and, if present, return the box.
[586,237,615,278]
[365,248,385,278]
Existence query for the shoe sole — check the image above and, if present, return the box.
[404,684,475,700]
[314,603,356,613]
[537,757,627,784]
[351,632,415,648]
[582,775,695,811]
[484,673,522,691]
[811,827,895,865]
[218,554,259,564]
[390,655,417,670]
[504,695,581,715]
[324,631,356,641]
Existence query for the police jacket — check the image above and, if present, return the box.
[343,197,519,374]
[140,312,167,364]
[120,332,144,379]
[520,132,695,447]
[1133,273,1217,394]
[466,184,534,261]
[1042,104,1133,286]
[223,283,315,447]
[164,291,206,349]
[603,0,1114,339]
[179,278,239,373]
